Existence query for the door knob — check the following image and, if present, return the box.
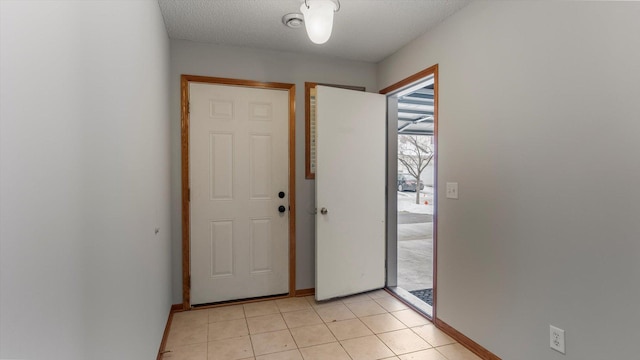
[320,207,328,215]
[278,205,286,213]
[278,191,285,199]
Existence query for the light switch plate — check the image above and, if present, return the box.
[446,182,458,199]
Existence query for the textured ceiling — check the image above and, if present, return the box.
[158,0,471,63]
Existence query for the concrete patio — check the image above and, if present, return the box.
[397,189,434,293]
[398,222,433,292]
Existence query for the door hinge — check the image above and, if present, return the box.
[188,188,191,202]
[187,101,190,114]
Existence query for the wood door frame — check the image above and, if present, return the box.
[181,75,296,309]
[380,64,439,320]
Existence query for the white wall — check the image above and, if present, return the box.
[0,1,171,359]
[170,40,377,302]
[378,2,640,359]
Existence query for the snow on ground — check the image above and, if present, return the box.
[398,201,434,215]
[397,188,434,215]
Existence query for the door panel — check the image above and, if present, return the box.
[190,83,289,305]
[315,86,387,301]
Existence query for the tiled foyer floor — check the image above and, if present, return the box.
[161,290,481,360]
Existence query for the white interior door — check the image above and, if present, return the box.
[190,82,289,305]
[315,86,386,301]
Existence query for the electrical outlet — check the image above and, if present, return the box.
[550,325,565,354]
[446,182,458,199]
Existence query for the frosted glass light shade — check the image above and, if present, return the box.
[300,0,337,45]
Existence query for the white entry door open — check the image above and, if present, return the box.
[315,86,386,301]
[190,82,290,305]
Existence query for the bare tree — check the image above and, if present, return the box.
[398,135,434,204]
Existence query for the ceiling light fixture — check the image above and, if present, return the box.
[300,0,340,45]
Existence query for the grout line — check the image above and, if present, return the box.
[373,332,398,358]
[287,327,301,351]
[203,292,462,360]
[336,339,355,360]
[242,308,257,359]
[434,346,452,360]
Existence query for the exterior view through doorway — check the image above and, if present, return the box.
[381,65,438,319]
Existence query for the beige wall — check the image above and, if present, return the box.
[0,1,172,359]
[378,1,640,359]
[169,40,377,302]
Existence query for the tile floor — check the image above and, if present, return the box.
[161,290,481,360]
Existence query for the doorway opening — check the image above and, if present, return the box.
[381,65,438,319]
